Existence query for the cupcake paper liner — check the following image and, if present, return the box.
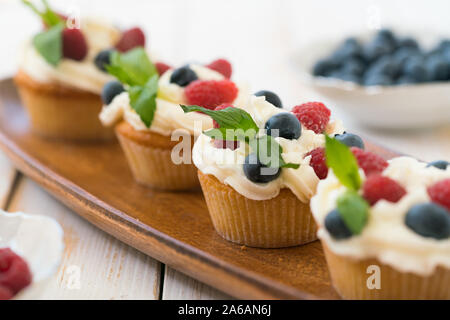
[198,171,317,248]
[322,244,450,299]
[116,124,199,191]
[14,71,115,141]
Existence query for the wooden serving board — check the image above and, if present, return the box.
[0,79,398,300]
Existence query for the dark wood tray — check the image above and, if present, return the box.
[0,78,398,299]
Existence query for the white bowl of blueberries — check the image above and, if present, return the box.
[294,29,450,129]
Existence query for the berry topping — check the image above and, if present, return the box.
[212,104,235,128]
[206,59,232,79]
[427,179,450,211]
[101,81,125,105]
[213,139,240,150]
[304,147,328,179]
[62,28,88,61]
[170,66,198,87]
[351,147,388,176]
[243,153,281,183]
[0,286,13,300]
[405,203,450,240]
[362,174,406,205]
[94,49,113,72]
[291,102,331,134]
[155,62,171,76]
[185,80,238,110]
[426,160,449,170]
[265,113,301,140]
[334,132,365,149]
[116,27,146,53]
[254,90,283,108]
[325,209,352,240]
[0,248,32,296]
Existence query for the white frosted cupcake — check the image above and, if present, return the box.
[311,140,450,299]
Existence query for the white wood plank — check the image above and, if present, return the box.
[8,176,162,300]
[162,267,232,300]
[0,151,17,209]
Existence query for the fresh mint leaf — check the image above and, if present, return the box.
[22,0,63,27]
[107,48,157,87]
[180,105,259,138]
[128,74,159,127]
[33,22,64,66]
[337,190,369,235]
[325,135,361,191]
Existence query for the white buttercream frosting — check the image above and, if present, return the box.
[19,18,121,94]
[311,156,450,276]
[99,64,249,136]
[193,95,345,202]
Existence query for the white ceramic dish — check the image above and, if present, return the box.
[292,36,450,129]
[0,210,64,299]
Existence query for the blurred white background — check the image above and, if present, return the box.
[1,0,449,159]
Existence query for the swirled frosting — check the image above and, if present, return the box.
[192,95,345,202]
[311,156,450,276]
[99,64,249,136]
[19,18,121,94]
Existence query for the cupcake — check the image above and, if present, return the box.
[14,0,149,141]
[186,96,348,248]
[99,51,248,190]
[311,138,450,299]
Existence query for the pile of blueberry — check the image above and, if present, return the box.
[312,29,450,86]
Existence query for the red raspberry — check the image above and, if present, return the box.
[155,62,171,76]
[213,139,240,150]
[116,27,146,53]
[185,80,238,110]
[363,174,407,205]
[206,59,232,78]
[291,102,331,134]
[427,179,450,211]
[351,147,388,177]
[62,28,88,61]
[0,286,13,300]
[304,147,328,179]
[0,248,32,295]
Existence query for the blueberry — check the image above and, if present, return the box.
[397,37,419,50]
[396,76,417,85]
[332,37,363,63]
[338,72,361,84]
[335,132,365,149]
[363,73,393,86]
[101,81,125,105]
[254,90,283,108]
[94,49,113,72]
[341,58,366,77]
[325,209,352,240]
[393,47,421,69]
[170,66,198,87]
[425,55,450,81]
[312,58,339,77]
[367,56,400,78]
[376,29,396,45]
[243,153,281,183]
[405,203,450,240]
[426,160,449,170]
[363,41,392,63]
[436,39,450,52]
[265,113,301,140]
[403,57,428,82]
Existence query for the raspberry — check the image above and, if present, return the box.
[212,104,235,128]
[363,174,407,205]
[427,179,450,211]
[291,102,331,134]
[0,286,13,300]
[213,139,240,150]
[185,80,238,110]
[304,147,328,179]
[206,59,232,78]
[0,248,32,295]
[116,27,146,53]
[351,147,388,176]
[62,28,88,61]
[155,62,171,76]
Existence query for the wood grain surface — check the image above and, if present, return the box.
[0,79,399,299]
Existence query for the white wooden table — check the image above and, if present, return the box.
[0,0,449,299]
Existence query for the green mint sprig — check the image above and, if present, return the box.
[106,48,158,127]
[325,136,368,235]
[180,105,299,169]
[23,0,65,66]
